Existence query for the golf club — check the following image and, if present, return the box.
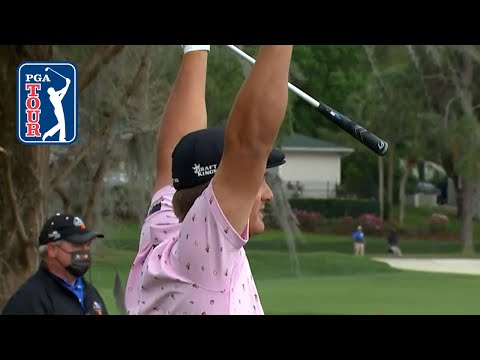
[225,45,389,157]
[45,67,68,81]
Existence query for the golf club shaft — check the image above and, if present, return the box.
[225,45,389,157]
[47,67,68,81]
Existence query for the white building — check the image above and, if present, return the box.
[278,133,354,199]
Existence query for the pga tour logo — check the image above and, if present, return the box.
[16,62,78,145]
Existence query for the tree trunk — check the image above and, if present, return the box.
[83,137,114,228]
[53,185,72,213]
[474,183,480,221]
[0,45,52,309]
[460,178,475,255]
[454,176,463,218]
[398,161,414,227]
[49,47,149,190]
[387,143,395,220]
[78,45,126,93]
[440,155,463,217]
[378,155,384,220]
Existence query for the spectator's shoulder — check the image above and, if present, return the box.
[1,274,48,315]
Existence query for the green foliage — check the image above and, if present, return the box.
[205,45,296,145]
[288,45,372,137]
[413,46,480,183]
[450,115,480,180]
[340,149,379,198]
[205,46,248,126]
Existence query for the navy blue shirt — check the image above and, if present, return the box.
[2,265,108,315]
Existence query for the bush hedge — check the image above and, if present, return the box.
[289,198,380,218]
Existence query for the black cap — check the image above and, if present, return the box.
[38,213,104,246]
[172,126,286,191]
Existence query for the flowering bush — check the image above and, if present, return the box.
[428,213,449,233]
[292,209,325,232]
[358,213,383,231]
[339,215,355,229]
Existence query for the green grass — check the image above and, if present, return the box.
[258,273,480,315]
[101,221,142,251]
[88,239,480,315]
[91,208,480,315]
[249,230,480,257]
[101,220,480,257]
[246,250,397,278]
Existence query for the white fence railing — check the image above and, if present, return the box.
[284,180,339,199]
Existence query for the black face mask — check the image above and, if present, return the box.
[66,250,91,277]
[57,247,91,277]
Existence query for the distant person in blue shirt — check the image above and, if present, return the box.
[352,225,365,256]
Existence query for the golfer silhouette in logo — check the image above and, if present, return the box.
[42,69,71,142]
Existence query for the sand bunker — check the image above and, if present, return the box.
[374,257,480,276]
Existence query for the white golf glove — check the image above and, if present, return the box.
[181,45,210,53]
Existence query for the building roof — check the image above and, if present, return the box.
[281,133,354,154]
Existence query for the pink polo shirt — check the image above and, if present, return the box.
[124,185,181,315]
[126,182,263,315]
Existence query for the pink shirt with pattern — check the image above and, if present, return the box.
[124,185,181,315]
[125,183,263,315]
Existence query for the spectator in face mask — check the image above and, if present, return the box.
[1,213,108,315]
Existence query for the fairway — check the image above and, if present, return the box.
[258,273,480,315]
[89,239,480,315]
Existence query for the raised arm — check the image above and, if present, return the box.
[212,45,293,234]
[154,45,210,194]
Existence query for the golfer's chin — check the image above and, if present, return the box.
[249,218,265,237]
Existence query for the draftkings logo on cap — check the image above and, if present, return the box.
[192,163,217,178]
[16,61,78,145]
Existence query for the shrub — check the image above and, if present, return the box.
[339,215,355,230]
[288,198,379,218]
[358,213,383,232]
[428,213,449,233]
[292,209,325,232]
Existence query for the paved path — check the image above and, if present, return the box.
[373,257,480,276]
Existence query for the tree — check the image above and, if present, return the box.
[0,45,52,309]
[0,45,130,309]
[414,45,480,254]
[288,45,372,138]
